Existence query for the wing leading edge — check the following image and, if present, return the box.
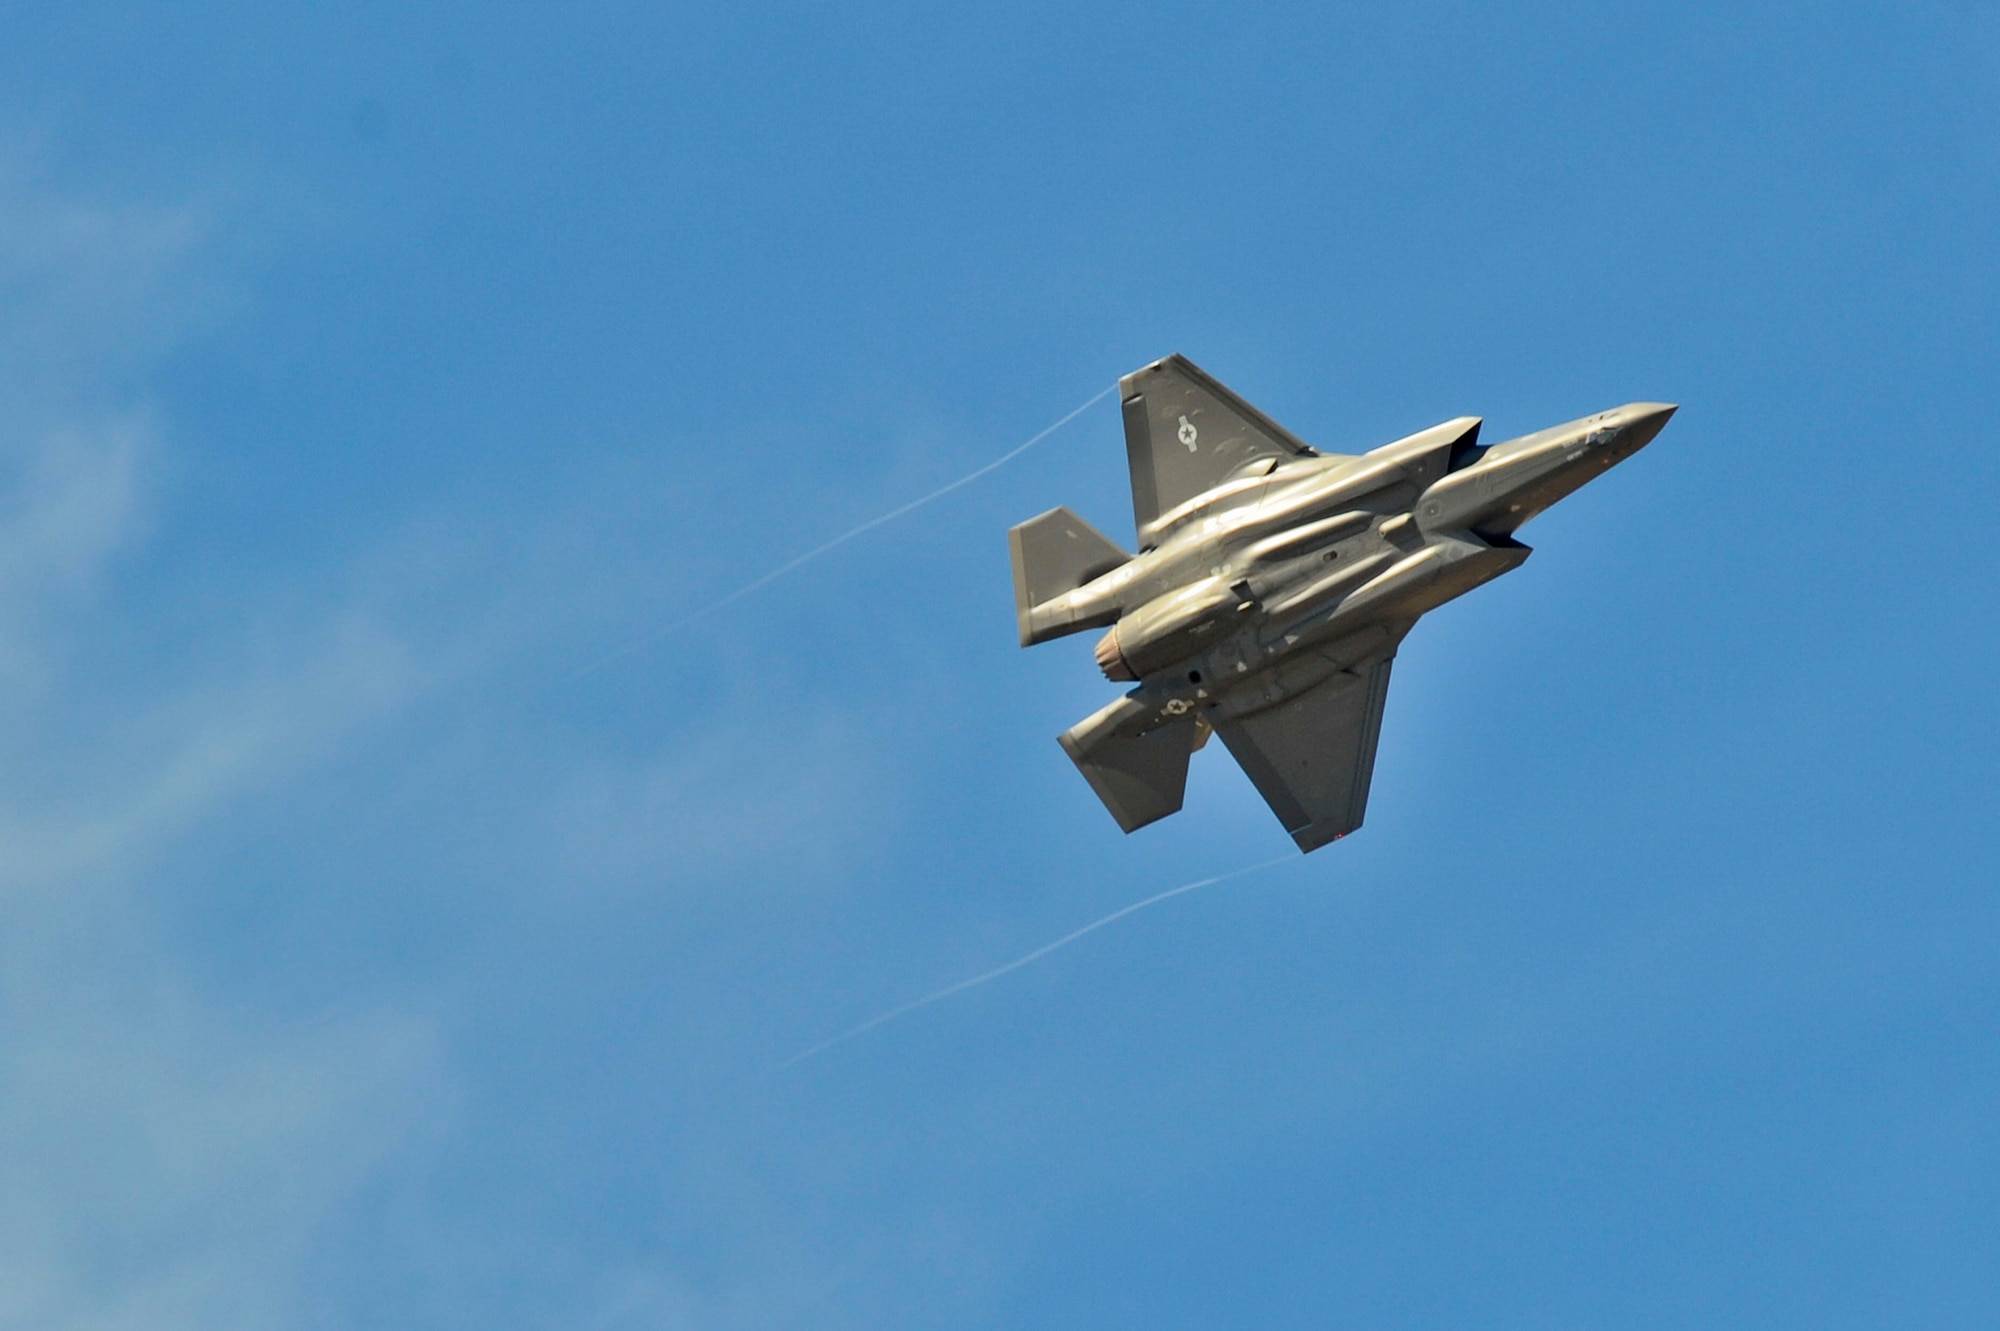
[1213,654,1396,851]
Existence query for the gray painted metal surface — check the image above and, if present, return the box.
[1010,354,1675,852]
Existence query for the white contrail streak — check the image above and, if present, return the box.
[776,855,1296,1070]
[572,384,1116,680]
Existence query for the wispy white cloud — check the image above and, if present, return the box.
[0,146,224,375]
[0,155,446,1331]
[543,705,892,891]
[0,980,443,1331]
[0,145,894,1331]
[0,410,146,685]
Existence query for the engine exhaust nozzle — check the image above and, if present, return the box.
[1094,627,1137,681]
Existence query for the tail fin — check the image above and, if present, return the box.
[1008,506,1130,646]
[1119,354,1325,546]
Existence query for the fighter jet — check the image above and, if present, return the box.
[1009,354,1675,852]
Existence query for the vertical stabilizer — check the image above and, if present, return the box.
[1119,354,1322,544]
[1008,506,1130,645]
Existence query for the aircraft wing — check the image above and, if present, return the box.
[1212,654,1395,851]
[1119,354,1324,543]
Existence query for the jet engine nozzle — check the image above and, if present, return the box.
[1094,628,1137,681]
[1097,577,1238,681]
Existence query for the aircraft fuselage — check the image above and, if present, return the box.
[1008,354,1674,850]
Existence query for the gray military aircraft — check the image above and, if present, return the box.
[1009,354,1675,852]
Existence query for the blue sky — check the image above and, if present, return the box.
[0,1,1995,1326]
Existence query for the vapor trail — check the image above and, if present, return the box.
[572,384,1116,679]
[777,855,1296,1070]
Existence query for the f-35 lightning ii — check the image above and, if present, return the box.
[1009,354,1675,852]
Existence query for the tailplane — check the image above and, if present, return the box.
[1058,695,1203,833]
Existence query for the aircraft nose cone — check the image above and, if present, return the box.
[1620,402,1678,449]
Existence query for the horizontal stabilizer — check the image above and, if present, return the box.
[1059,695,1198,833]
[1009,506,1130,646]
